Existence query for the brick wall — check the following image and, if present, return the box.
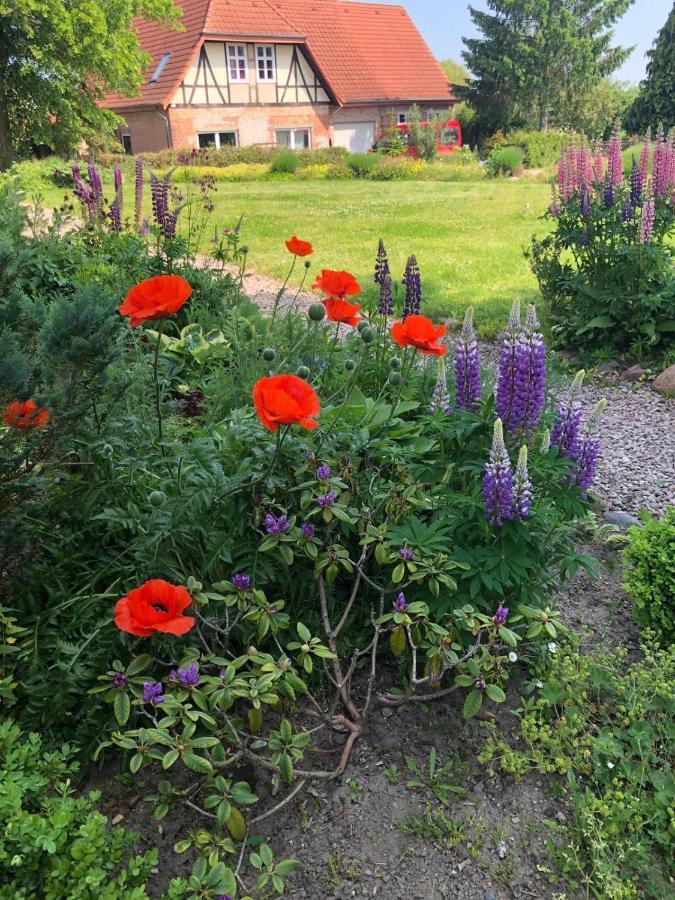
[331,103,453,142]
[117,110,171,154]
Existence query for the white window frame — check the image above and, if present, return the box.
[227,43,248,82]
[197,131,239,149]
[275,128,311,150]
[256,44,275,82]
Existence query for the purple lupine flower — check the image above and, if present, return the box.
[577,143,593,185]
[301,522,315,539]
[429,360,451,414]
[509,305,547,435]
[139,218,150,237]
[134,158,144,229]
[579,182,591,218]
[316,463,331,481]
[454,306,481,412]
[72,165,97,220]
[495,301,521,429]
[109,165,123,232]
[602,172,614,208]
[374,238,390,286]
[557,152,573,202]
[639,128,651,187]
[483,419,514,527]
[176,389,205,417]
[142,681,165,705]
[218,894,234,900]
[264,513,290,534]
[607,125,623,188]
[402,255,421,318]
[317,491,337,508]
[591,147,604,185]
[393,592,408,613]
[150,172,177,238]
[377,272,395,316]
[399,548,414,561]
[232,573,251,592]
[639,193,655,244]
[629,157,642,206]
[512,445,533,519]
[551,370,585,460]
[573,399,606,497]
[622,198,634,222]
[493,606,509,627]
[111,672,129,688]
[87,162,103,217]
[176,663,200,687]
[653,123,668,199]
[548,184,561,216]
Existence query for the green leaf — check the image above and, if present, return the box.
[463,689,483,719]
[126,654,153,676]
[129,753,143,774]
[296,622,311,642]
[485,684,506,703]
[182,753,213,775]
[162,749,179,769]
[226,806,247,841]
[279,753,293,784]
[389,626,407,657]
[114,691,130,725]
[391,562,405,584]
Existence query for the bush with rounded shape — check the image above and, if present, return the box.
[486,146,524,177]
[269,152,300,175]
[623,507,675,646]
[347,152,380,177]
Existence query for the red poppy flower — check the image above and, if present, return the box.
[391,315,447,357]
[285,236,313,257]
[3,399,49,430]
[322,299,364,328]
[253,374,320,432]
[312,269,361,300]
[114,579,195,637]
[118,274,192,328]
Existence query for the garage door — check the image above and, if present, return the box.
[333,122,375,153]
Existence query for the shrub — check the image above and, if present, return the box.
[295,162,352,180]
[0,719,156,898]
[370,156,427,180]
[347,152,380,177]
[486,145,524,177]
[529,126,675,357]
[269,151,299,175]
[175,163,268,181]
[505,129,571,167]
[623,507,675,645]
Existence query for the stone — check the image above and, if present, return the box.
[621,364,648,382]
[556,350,581,364]
[604,510,641,528]
[653,364,675,394]
[595,360,620,376]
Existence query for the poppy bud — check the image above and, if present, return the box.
[388,372,402,386]
[149,490,166,508]
[241,245,250,254]
[304,260,311,268]
[308,303,326,322]
[344,359,356,372]
[360,327,376,344]
[297,365,310,379]
[262,347,276,362]
[389,357,401,370]
[101,443,114,457]
[357,320,369,334]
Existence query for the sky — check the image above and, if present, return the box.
[376,0,672,85]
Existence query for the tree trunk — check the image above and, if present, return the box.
[539,107,549,132]
[0,74,16,170]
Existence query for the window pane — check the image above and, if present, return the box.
[219,132,237,147]
[295,129,310,149]
[276,130,291,147]
[198,133,217,148]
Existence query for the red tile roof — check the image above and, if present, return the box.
[104,0,452,110]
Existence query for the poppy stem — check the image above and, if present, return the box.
[271,255,296,329]
[320,323,341,390]
[153,320,165,447]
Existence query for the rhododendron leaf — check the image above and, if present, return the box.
[114,691,130,725]
[296,622,311,642]
[183,752,212,775]
[392,563,405,584]
[498,626,518,647]
[248,706,263,733]
[389,626,406,657]
[279,753,293,784]
[129,753,143,773]
[463,689,483,719]
[162,749,179,769]
[174,839,192,854]
[485,684,506,703]
[226,807,247,841]
[126,654,153,676]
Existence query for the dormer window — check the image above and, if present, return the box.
[149,52,171,84]
[227,44,247,82]
[256,45,275,82]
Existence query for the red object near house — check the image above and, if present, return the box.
[395,119,463,154]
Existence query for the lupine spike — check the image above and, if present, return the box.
[551,371,585,460]
[134,158,144,229]
[540,427,551,454]
[454,306,481,412]
[429,358,451,415]
[500,303,546,435]
[513,444,533,519]
[378,271,394,316]
[402,255,422,318]
[639,192,655,244]
[483,418,514,527]
[374,238,390,286]
[495,301,522,430]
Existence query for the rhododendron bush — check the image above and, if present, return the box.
[529,123,675,356]
[0,164,604,895]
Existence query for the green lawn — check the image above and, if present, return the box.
[206,180,551,334]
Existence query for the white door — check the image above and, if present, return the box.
[332,122,375,153]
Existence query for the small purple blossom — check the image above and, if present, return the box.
[232,573,251,592]
[142,681,165,705]
[474,678,486,691]
[622,198,634,222]
[483,420,514,527]
[176,663,200,687]
[393,592,408,613]
[111,672,128,688]
[374,238,390,286]
[316,463,331,480]
[264,513,290,534]
[454,307,481,412]
[176,389,205,417]
[602,172,614,208]
[317,491,337,508]
[378,272,395,316]
[493,606,509,627]
[217,895,234,900]
[301,522,315,539]
[399,548,414,561]
[402,255,422,318]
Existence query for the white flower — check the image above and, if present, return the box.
[535,680,544,688]
[508,652,518,662]
[607,761,615,769]
[548,642,557,654]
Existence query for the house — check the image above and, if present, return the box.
[103,0,455,154]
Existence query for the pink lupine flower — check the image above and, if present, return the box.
[607,125,623,188]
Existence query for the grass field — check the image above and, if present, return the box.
[26,168,552,335]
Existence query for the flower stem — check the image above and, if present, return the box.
[271,255,296,329]
[153,320,165,446]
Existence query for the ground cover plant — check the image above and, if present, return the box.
[0,161,615,896]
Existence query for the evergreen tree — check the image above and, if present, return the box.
[625,5,675,133]
[460,0,635,132]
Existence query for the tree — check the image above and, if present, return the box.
[559,78,638,139]
[460,0,635,133]
[0,0,179,168]
[625,4,675,133]
[439,58,470,86]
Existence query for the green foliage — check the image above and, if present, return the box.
[486,145,524,176]
[0,0,180,166]
[346,152,380,177]
[269,151,300,175]
[560,79,639,141]
[504,130,570,167]
[406,104,438,161]
[460,0,634,133]
[480,639,675,898]
[439,58,470,86]
[0,719,156,898]
[623,507,675,646]
[625,5,675,133]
